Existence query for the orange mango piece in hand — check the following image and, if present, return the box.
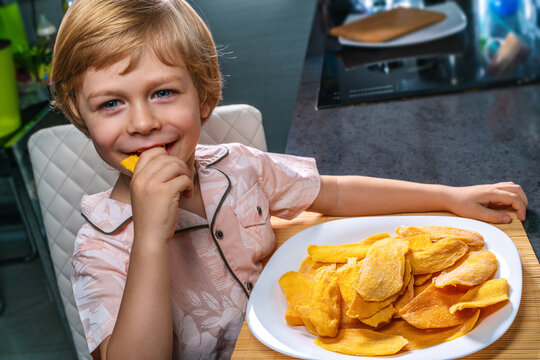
[120,145,167,173]
[120,154,140,172]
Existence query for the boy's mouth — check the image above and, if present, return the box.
[121,143,174,173]
[130,143,171,156]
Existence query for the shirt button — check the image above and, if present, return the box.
[215,230,224,239]
[257,206,262,216]
[247,282,254,291]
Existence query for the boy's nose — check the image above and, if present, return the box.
[127,102,161,134]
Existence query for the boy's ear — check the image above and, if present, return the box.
[200,102,211,119]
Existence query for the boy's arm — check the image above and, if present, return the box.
[99,236,172,360]
[99,148,194,360]
[308,175,527,224]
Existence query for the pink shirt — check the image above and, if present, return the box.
[72,143,320,359]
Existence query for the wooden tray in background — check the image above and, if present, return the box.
[330,7,446,43]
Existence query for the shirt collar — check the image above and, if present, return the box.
[80,144,230,235]
[194,144,229,167]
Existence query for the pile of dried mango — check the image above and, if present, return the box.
[279,226,510,356]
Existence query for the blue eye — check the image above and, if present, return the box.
[102,100,119,109]
[155,89,171,98]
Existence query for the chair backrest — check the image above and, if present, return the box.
[27,104,265,359]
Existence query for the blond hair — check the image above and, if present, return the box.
[51,0,222,136]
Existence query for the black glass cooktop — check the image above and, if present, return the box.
[318,0,540,108]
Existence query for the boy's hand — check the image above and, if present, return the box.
[129,147,194,243]
[444,182,528,224]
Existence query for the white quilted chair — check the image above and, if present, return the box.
[27,104,266,359]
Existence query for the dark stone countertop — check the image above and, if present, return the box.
[286,4,540,260]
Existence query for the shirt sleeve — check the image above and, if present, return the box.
[229,144,321,219]
[71,224,130,354]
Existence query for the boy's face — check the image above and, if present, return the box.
[77,50,210,176]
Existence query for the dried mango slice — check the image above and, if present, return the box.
[359,304,396,328]
[399,283,475,328]
[298,256,325,278]
[295,305,318,335]
[314,329,408,356]
[339,298,365,329]
[120,154,139,173]
[397,226,432,250]
[409,238,468,275]
[279,271,312,326]
[307,232,390,263]
[348,258,409,320]
[417,226,484,248]
[120,145,167,173]
[336,259,365,328]
[380,310,480,350]
[279,271,312,306]
[449,278,509,313]
[347,291,399,319]
[354,238,409,301]
[400,259,412,295]
[394,276,415,314]
[434,250,498,288]
[446,309,481,341]
[336,258,361,306]
[414,273,433,286]
[285,307,304,326]
[414,280,432,297]
[309,264,341,337]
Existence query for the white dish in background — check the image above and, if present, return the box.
[246,216,522,360]
[338,2,467,48]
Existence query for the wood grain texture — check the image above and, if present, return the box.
[232,211,540,359]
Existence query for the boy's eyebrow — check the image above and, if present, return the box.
[86,90,121,101]
[86,75,186,100]
[144,75,186,89]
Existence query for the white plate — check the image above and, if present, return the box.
[338,3,467,48]
[246,216,522,360]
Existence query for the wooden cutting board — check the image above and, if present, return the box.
[330,7,446,43]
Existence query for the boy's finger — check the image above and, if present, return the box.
[511,199,527,221]
[476,205,512,224]
[137,154,191,181]
[169,174,194,199]
[487,191,527,221]
[130,146,168,173]
[495,183,528,207]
